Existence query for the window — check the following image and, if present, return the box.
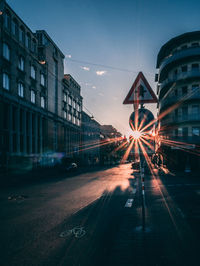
[3,73,10,90]
[64,93,67,102]
[77,119,81,126]
[181,45,187,50]
[181,65,187,72]
[77,103,81,112]
[4,12,11,29]
[41,96,45,108]
[192,105,199,117]
[3,43,10,60]
[32,39,37,53]
[68,113,72,121]
[31,65,36,79]
[31,90,36,103]
[73,100,76,109]
[182,86,187,95]
[191,42,199,47]
[183,127,188,136]
[178,127,182,137]
[68,96,72,105]
[40,73,45,86]
[72,116,76,124]
[182,106,188,119]
[192,64,199,71]
[192,84,199,91]
[18,56,24,71]
[26,33,31,49]
[192,127,200,137]
[64,111,67,119]
[12,19,18,36]
[18,83,24,97]
[19,26,25,44]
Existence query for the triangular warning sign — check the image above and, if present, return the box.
[123,72,158,104]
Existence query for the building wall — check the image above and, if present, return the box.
[156,31,200,171]
[0,1,82,171]
[81,111,101,165]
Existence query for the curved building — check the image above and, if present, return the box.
[156,31,200,172]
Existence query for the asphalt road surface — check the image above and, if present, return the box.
[0,164,199,266]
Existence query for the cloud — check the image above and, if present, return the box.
[85,82,92,86]
[98,93,104,96]
[92,86,96,89]
[81,66,90,71]
[65,54,72,58]
[96,70,107,76]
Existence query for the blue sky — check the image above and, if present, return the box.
[7,0,200,136]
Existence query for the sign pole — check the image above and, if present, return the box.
[123,71,158,233]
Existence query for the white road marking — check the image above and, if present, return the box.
[60,226,86,238]
[125,199,134,208]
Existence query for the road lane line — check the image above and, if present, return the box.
[125,199,134,208]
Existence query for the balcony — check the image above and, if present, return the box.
[160,90,200,109]
[159,69,200,94]
[161,136,200,145]
[161,113,200,126]
[172,113,200,123]
[159,47,200,80]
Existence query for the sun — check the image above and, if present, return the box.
[132,130,142,140]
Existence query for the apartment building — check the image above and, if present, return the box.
[156,31,200,171]
[0,0,82,171]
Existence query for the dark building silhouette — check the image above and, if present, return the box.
[156,31,200,172]
[81,111,101,165]
[0,0,82,171]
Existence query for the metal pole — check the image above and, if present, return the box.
[139,153,146,232]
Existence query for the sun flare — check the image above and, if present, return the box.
[132,130,142,140]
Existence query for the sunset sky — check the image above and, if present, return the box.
[7,0,200,136]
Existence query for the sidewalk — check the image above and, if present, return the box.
[105,172,199,266]
[0,164,115,188]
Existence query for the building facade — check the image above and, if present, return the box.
[0,0,82,171]
[81,111,100,165]
[100,125,123,164]
[156,31,200,172]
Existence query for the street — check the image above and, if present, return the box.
[0,164,199,266]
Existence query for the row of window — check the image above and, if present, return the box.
[2,73,45,108]
[2,43,46,86]
[169,63,200,78]
[174,84,199,97]
[3,11,37,53]
[63,92,81,111]
[172,41,200,54]
[174,127,200,137]
[174,105,200,117]
[63,111,81,126]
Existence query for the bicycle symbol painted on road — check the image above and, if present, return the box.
[60,226,86,239]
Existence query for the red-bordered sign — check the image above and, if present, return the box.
[123,72,158,104]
